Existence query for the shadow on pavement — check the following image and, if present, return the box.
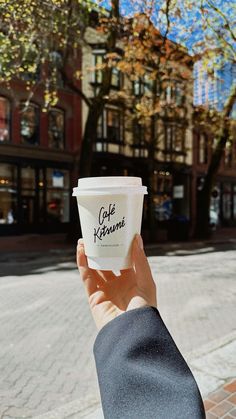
[0,240,236,277]
[0,250,77,277]
[145,240,236,257]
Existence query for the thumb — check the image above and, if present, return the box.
[132,234,155,288]
[77,241,99,297]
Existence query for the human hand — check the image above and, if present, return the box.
[77,234,157,330]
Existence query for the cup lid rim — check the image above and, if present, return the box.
[77,176,143,189]
[72,185,148,196]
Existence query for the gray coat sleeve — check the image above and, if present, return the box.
[94,306,205,419]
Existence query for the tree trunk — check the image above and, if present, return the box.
[79,101,104,177]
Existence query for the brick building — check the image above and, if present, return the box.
[0,79,82,235]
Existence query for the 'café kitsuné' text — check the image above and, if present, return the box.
[94,203,125,243]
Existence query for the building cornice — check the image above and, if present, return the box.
[0,144,74,163]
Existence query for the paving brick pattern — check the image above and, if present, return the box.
[204,380,236,418]
[0,246,235,418]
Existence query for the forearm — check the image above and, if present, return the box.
[94,306,205,419]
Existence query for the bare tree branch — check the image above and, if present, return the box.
[205,0,236,43]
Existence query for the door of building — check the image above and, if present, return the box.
[22,196,36,224]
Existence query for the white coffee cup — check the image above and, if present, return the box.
[72,176,147,271]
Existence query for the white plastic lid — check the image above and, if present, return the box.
[72,176,147,196]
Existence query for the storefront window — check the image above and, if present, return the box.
[46,169,69,223]
[154,172,172,221]
[0,164,17,224]
[20,103,39,145]
[21,166,36,224]
[0,97,10,142]
[38,169,45,223]
[48,109,65,149]
[21,166,35,190]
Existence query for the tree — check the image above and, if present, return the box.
[168,0,236,237]
[194,1,236,237]
[1,0,235,239]
[0,0,192,242]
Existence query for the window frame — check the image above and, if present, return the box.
[197,133,208,165]
[0,96,11,143]
[165,124,185,154]
[48,107,65,150]
[97,107,124,144]
[92,50,122,89]
[20,102,40,146]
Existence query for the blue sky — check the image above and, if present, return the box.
[94,0,236,56]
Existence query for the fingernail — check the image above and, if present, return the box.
[77,238,83,246]
[136,234,143,250]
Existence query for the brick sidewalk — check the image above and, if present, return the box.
[204,380,236,418]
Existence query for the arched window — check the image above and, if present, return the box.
[20,103,40,145]
[48,108,65,149]
[0,96,10,142]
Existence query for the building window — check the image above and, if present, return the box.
[198,133,208,164]
[106,108,123,143]
[48,109,65,149]
[165,126,173,150]
[165,82,184,105]
[133,74,153,96]
[0,97,10,142]
[93,53,104,84]
[225,140,233,168]
[93,52,121,89]
[133,122,146,146]
[175,127,185,152]
[46,169,70,223]
[165,85,172,103]
[165,125,185,154]
[0,164,17,224]
[111,67,120,88]
[20,103,40,145]
[20,43,41,82]
[48,51,64,87]
[132,121,149,157]
[97,108,123,144]
[175,83,184,106]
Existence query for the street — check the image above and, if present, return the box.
[0,243,235,418]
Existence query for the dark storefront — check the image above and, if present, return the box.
[212,180,236,227]
[92,150,191,241]
[0,160,72,235]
